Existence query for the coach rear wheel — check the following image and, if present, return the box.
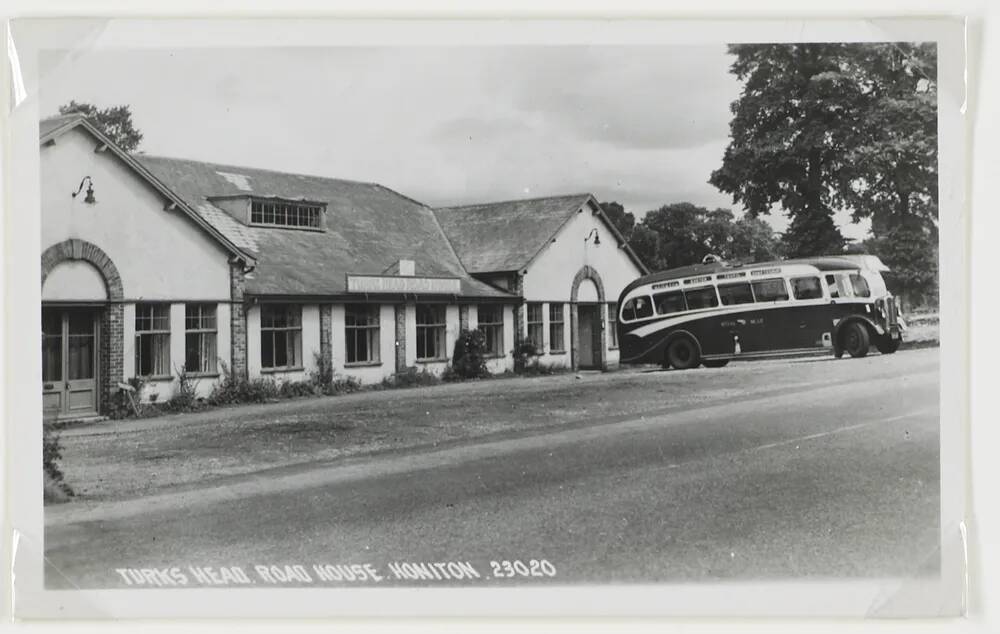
[666,337,700,370]
[701,359,730,368]
[875,335,902,354]
[841,322,871,358]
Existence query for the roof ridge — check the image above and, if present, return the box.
[134,153,382,189]
[437,192,592,210]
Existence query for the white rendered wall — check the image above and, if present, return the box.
[41,127,231,301]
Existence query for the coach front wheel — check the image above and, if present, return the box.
[875,335,902,354]
[841,322,871,358]
[666,337,700,370]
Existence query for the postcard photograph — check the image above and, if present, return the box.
[5,17,968,619]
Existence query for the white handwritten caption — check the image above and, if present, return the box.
[114,560,558,587]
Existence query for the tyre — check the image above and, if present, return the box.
[666,337,700,370]
[701,359,730,368]
[841,322,871,358]
[875,335,902,354]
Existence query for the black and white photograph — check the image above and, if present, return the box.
[4,16,972,620]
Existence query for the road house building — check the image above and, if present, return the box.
[38,114,646,420]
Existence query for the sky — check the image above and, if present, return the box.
[39,46,871,240]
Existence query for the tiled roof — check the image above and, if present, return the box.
[133,155,512,299]
[434,194,594,273]
[39,113,85,140]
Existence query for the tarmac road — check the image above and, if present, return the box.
[44,349,940,589]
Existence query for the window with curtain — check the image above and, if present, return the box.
[135,303,171,377]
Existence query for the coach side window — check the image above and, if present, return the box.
[791,276,823,300]
[751,278,789,302]
[684,287,719,310]
[718,283,754,306]
[850,273,871,298]
[825,274,840,298]
[653,290,687,315]
[622,296,653,321]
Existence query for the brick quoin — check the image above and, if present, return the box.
[319,304,333,379]
[229,260,249,380]
[41,239,125,415]
[394,304,407,372]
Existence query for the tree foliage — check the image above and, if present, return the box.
[627,202,781,271]
[58,100,144,152]
[599,201,636,240]
[709,42,938,305]
[709,43,937,263]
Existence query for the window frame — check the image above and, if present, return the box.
[345,304,381,366]
[750,278,790,303]
[718,282,755,306]
[135,303,172,379]
[260,304,304,371]
[548,303,566,353]
[653,290,687,316]
[621,295,654,322]
[249,199,324,231]
[526,302,544,349]
[184,303,218,376]
[683,286,720,311]
[790,276,825,300]
[416,304,448,362]
[477,304,505,358]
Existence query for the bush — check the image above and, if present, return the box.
[382,366,441,389]
[43,424,73,502]
[449,329,491,380]
[514,340,542,373]
[207,361,280,405]
[165,366,201,411]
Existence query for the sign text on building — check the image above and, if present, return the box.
[346,275,462,295]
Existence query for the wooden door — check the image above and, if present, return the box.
[42,307,98,420]
[578,305,596,369]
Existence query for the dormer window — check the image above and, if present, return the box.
[249,199,324,230]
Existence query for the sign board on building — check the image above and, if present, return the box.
[346,274,462,295]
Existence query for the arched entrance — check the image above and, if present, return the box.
[570,265,607,371]
[41,239,124,420]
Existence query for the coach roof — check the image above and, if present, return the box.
[619,256,869,299]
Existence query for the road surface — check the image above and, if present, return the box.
[44,349,940,589]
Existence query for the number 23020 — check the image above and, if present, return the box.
[489,559,557,578]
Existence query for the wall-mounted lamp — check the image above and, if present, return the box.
[71,176,97,205]
[584,228,601,246]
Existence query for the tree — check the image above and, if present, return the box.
[58,101,143,152]
[627,202,781,271]
[709,44,851,257]
[709,43,938,303]
[598,201,636,240]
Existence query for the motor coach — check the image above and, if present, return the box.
[616,255,904,369]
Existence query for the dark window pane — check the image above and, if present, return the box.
[67,334,94,380]
[752,279,789,302]
[825,275,840,298]
[261,332,274,368]
[654,291,687,315]
[684,287,718,310]
[850,273,871,297]
[273,331,288,367]
[791,276,823,300]
[622,296,653,321]
[719,283,754,306]
[42,334,62,382]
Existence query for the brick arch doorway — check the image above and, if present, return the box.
[570,265,607,371]
[41,239,124,420]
